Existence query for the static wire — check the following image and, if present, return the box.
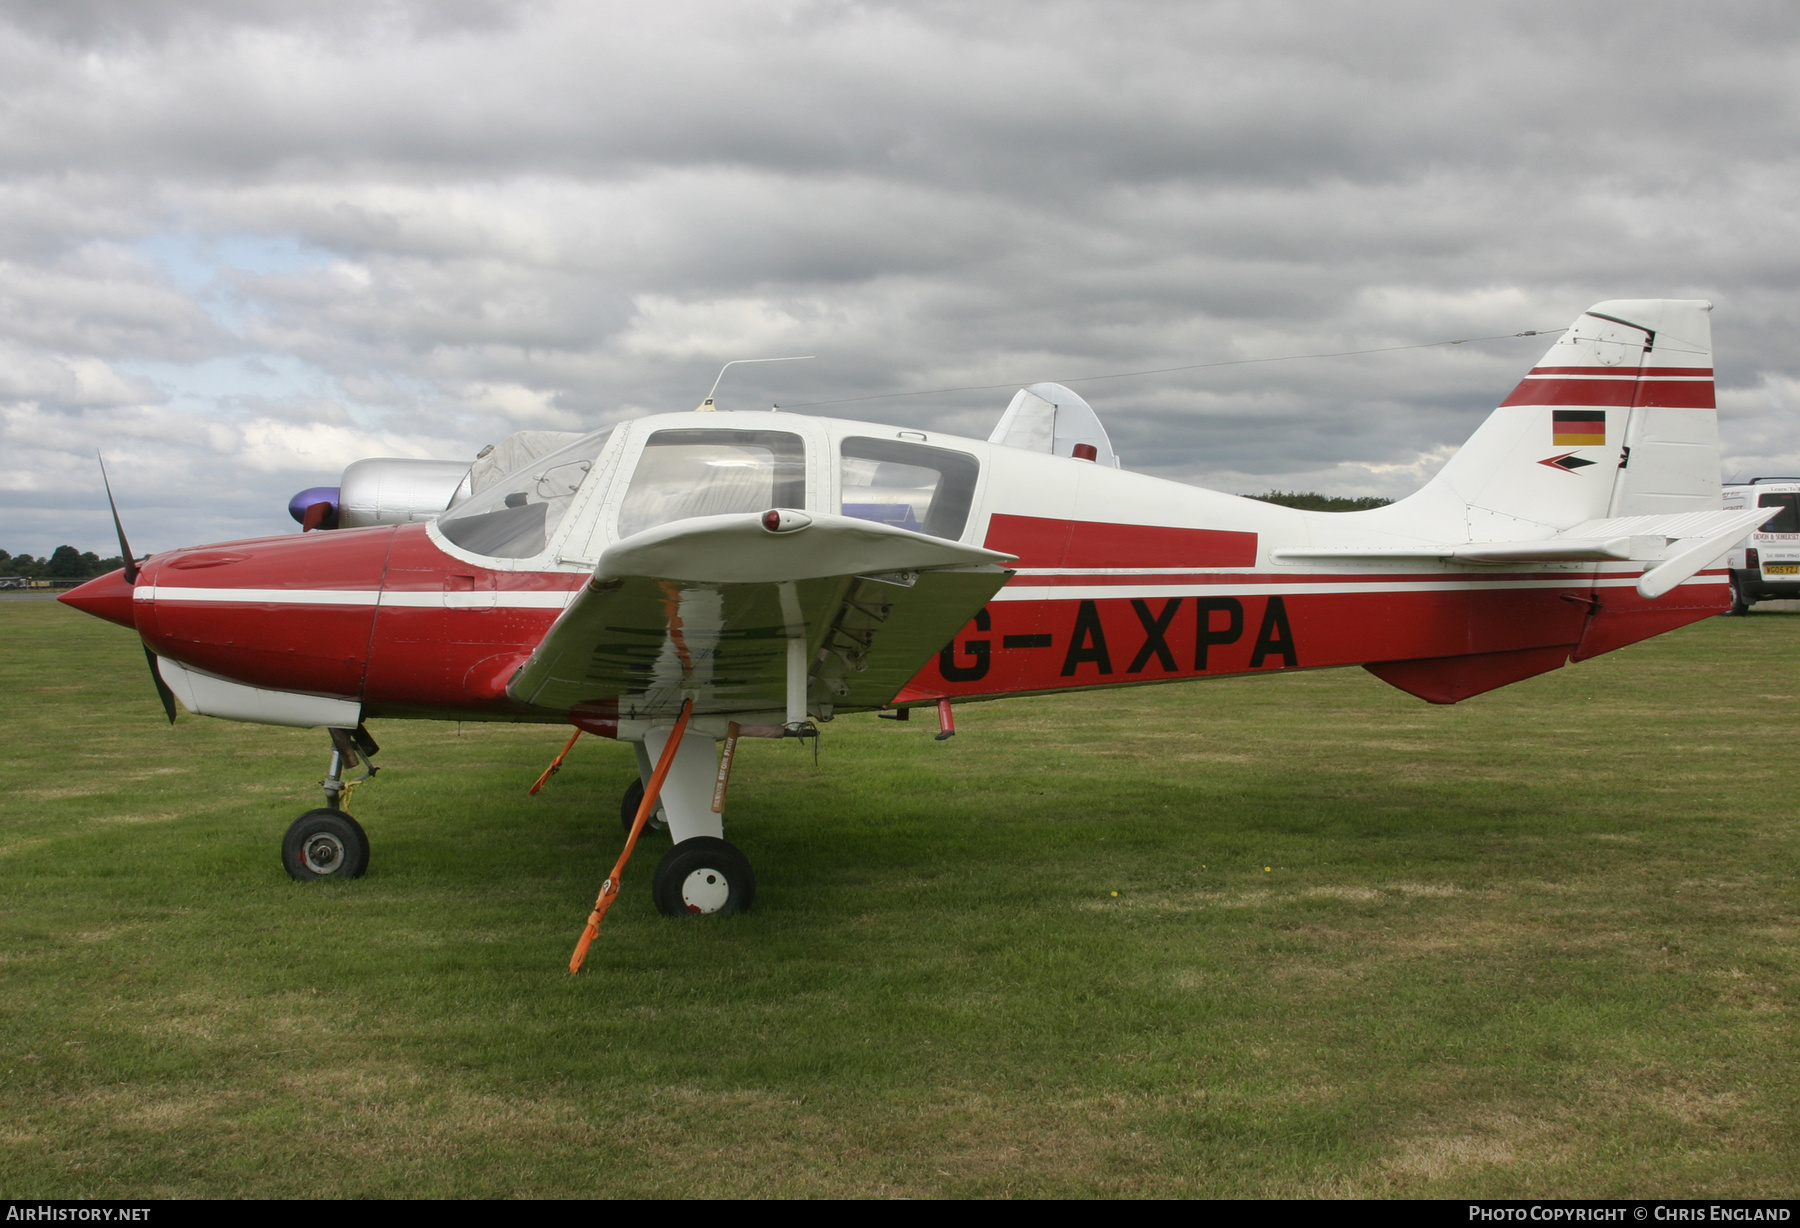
[772,328,1568,411]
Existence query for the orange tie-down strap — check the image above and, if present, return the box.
[568,697,694,974]
[529,729,582,795]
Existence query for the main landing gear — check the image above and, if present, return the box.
[282,725,379,881]
[627,723,755,918]
[651,837,755,917]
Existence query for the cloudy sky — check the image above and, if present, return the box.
[3,0,1798,556]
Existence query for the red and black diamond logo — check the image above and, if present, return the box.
[1537,452,1597,473]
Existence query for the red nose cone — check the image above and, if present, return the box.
[58,568,138,629]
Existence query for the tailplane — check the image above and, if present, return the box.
[1329,300,1751,704]
[1293,301,1762,601]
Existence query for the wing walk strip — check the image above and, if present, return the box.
[133,572,1724,608]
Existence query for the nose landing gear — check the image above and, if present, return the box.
[282,725,378,881]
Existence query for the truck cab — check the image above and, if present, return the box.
[1722,478,1800,613]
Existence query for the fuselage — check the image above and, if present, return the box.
[63,409,1729,721]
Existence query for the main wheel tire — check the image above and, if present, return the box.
[651,837,755,917]
[282,808,370,881]
[620,778,670,839]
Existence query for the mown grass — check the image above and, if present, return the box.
[0,595,1795,1198]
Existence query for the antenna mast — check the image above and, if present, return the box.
[696,355,816,411]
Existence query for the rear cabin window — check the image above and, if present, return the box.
[1758,492,1800,534]
[838,437,980,541]
[617,429,806,539]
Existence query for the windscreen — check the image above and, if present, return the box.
[617,429,806,539]
[1757,492,1799,534]
[436,430,611,558]
[839,437,980,541]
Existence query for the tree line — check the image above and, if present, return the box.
[1245,491,1393,512]
[1,546,127,582]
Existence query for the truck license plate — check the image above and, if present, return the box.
[1764,564,1799,575]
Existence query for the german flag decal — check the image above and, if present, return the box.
[1552,409,1606,447]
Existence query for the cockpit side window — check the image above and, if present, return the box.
[839,437,980,541]
[1758,492,1800,534]
[437,429,611,559]
[617,429,806,539]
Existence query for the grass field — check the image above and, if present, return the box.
[1,595,1796,1198]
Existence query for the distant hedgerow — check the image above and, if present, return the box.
[1244,491,1393,513]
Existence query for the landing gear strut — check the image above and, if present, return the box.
[629,723,756,917]
[282,725,378,881]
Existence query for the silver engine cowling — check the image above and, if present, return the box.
[337,458,473,528]
[289,431,589,531]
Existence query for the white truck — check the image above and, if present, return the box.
[1722,478,1800,614]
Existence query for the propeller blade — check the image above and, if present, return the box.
[97,452,139,584]
[143,646,177,724]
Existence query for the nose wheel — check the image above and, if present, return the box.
[282,808,370,880]
[651,837,755,917]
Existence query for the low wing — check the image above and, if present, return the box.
[1272,508,1768,599]
[506,512,1015,719]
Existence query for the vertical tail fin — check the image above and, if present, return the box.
[1421,299,1717,536]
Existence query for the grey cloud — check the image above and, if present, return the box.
[1,0,534,47]
[0,244,224,359]
[3,0,1800,556]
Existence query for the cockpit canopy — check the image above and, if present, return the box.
[436,429,612,558]
[434,416,986,564]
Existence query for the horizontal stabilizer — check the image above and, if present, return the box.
[1627,508,1769,599]
[1273,506,1768,599]
[1561,509,1766,541]
[1273,539,1666,564]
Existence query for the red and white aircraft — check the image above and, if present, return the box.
[62,298,1761,920]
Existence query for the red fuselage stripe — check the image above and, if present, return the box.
[1501,378,1715,408]
[985,512,1258,568]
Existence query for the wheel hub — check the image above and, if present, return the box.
[303,833,345,874]
[680,868,731,914]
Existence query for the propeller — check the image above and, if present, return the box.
[97,452,138,584]
[98,452,176,724]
